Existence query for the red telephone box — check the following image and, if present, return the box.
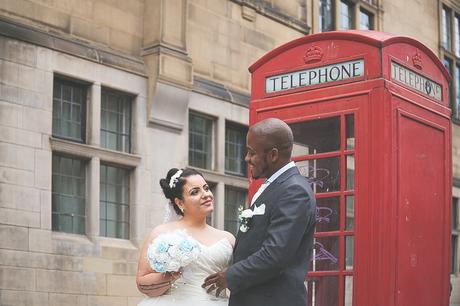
[248,31,452,306]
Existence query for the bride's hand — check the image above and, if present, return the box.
[165,271,182,284]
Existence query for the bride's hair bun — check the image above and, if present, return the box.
[159,168,204,216]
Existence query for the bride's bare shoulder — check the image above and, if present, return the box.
[149,221,182,240]
[210,227,235,247]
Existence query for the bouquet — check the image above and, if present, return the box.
[146,230,201,273]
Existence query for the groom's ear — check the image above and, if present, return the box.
[268,147,280,163]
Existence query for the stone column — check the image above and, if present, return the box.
[142,0,192,132]
[87,156,100,239]
[88,82,101,146]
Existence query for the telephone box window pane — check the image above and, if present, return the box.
[291,117,340,154]
[296,157,340,193]
[313,236,340,271]
[316,197,340,232]
[344,276,353,306]
[339,1,352,30]
[443,7,452,51]
[307,276,339,306]
[346,114,355,150]
[345,235,354,270]
[345,196,355,230]
[319,0,334,32]
[346,155,355,190]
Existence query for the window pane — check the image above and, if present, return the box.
[345,235,354,270]
[291,116,341,155]
[346,196,354,230]
[340,1,353,30]
[444,58,454,115]
[100,89,132,153]
[452,235,458,274]
[453,197,459,229]
[312,236,340,271]
[443,7,452,50]
[344,276,353,306]
[316,197,340,232]
[52,78,86,142]
[455,65,460,120]
[306,276,339,306]
[189,113,213,169]
[455,16,460,57]
[360,9,373,30]
[346,155,354,190]
[100,164,130,239]
[225,123,248,176]
[224,187,247,236]
[296,157,341,193]
[52,155,86,234]
[346,114,355,150]
[319,0,334,32]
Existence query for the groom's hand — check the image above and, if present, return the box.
[202,268,228,297]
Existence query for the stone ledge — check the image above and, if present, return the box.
[193,76,250,108]
[0,16,146,76]
[230,0,310,34]
[50,137,141,168]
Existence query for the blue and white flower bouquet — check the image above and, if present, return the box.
[146,230,201,273]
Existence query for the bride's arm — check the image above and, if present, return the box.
[136,229,179,297]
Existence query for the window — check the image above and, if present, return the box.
[52,77,87,142]
[339,1,353,30]
[189,113,213,169]
[100,164,130,239]
[224,187,247,236]
[319,0,334,32]
[225,123,248,176]
[360,9,373,30]
[101,89,132,153]
[52,154,86,234]
[441,5,460,121]
[319,0,376,32]
[453,197,459,274]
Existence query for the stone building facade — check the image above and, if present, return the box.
[0,0,458,305]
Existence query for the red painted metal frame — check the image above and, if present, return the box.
[248,31,452,306]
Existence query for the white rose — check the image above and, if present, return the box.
[240,224,249,232]
[168,245,180,258]
[155,253,169,263]
[167,260,181,272]
[241,209,254,218]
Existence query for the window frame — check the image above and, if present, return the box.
[317,0,378,33]
[188,111,215,171]
[453,196,460,275]
[52,76,89,143]
[100,87,134,153]
[51,153,87,235]
[441,2,460,123]
[225,121,248,177]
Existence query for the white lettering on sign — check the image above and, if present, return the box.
[265,59,364,94]
[391,61,442,102]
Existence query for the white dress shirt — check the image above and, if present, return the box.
[250,161,296,205]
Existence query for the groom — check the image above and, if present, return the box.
[203,118,316,306]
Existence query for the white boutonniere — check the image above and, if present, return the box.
[238,204,266,233]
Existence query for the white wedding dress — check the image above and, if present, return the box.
[138,238,233,306]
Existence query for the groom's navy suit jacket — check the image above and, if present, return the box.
[226,166,316,306]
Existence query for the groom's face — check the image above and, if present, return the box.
[245,131,271,179]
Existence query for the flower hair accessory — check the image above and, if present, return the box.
[169,169,183,188]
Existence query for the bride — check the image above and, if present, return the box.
[136,168,235,305]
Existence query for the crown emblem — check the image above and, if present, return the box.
[303,46,323,64]
[412,51,422,70]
